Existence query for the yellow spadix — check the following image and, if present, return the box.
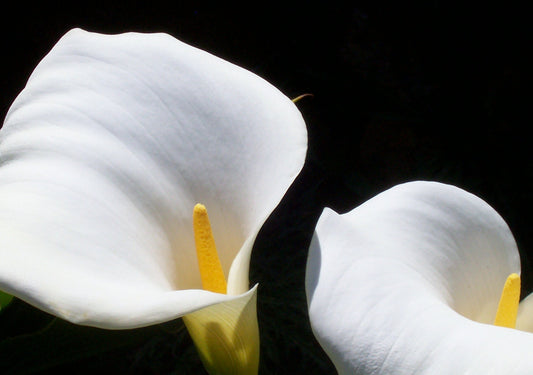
[494,273,520,328]
[193,203,227,294]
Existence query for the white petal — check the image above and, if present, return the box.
[306,181,530,374]
[517,292,533,332]
[0,29,306,327]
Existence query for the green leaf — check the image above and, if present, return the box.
[0,291,13,311]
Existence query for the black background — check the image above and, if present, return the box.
[0,2,530,374]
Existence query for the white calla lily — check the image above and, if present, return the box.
[306,181,533,374]
[0,28,307,374]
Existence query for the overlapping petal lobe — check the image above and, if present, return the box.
[0,28,307,327]
[183,285,259,375]
[306,181,529,374]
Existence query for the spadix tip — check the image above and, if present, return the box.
[494,273,521,328]
[194,203,207,214]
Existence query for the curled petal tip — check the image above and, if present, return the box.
[292,93,314,103]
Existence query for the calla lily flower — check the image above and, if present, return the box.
[0,29,307,374]
[306,181,533,374]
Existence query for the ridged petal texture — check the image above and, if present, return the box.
[0,28,307,329]
[306,181,533,374]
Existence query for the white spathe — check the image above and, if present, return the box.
[0,28,307,329]
[306,181,533,374]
